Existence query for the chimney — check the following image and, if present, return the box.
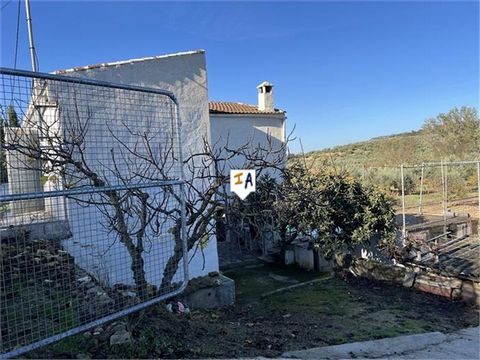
[257,81,274,112]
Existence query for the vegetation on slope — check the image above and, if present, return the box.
[292,107,479,199]
[296,106,479,169]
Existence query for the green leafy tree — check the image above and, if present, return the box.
[0,106,20,183]
[278,161,397,257]
[7,105,20,127]
[422,106,479,159]
[238,161,398,258]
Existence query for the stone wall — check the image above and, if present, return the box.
[348,258,480,306]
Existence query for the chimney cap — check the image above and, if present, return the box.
[257,81,273,89]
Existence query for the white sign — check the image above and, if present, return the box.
[230,169,256,200]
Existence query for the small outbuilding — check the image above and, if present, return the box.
[209,81,287,173]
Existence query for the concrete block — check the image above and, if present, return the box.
[451,287,462,300]
[0,220,71,242]
[284,249,295,265]
[461,281,480,306]
[316,253,332,272]
[294,245,314,271]
[185,274,235,309]
[402,271,416,288]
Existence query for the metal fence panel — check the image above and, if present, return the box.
[0,68,187,358]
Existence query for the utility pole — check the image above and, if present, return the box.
[25,0,38,71]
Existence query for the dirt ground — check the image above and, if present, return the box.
[24,263,479,359]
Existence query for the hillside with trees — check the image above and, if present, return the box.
[297,107,479,169]
[294,107,479,202]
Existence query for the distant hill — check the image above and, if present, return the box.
[296,129,427,169]
[294,107,479,170]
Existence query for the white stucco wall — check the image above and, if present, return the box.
[57,50,211,158]
[44,50,218,286]
[210,113,286,177]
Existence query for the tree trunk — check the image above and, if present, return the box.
[159,243,184,291]
[159,223,183,291]
[131,248,148,301]
[107,190,149,301]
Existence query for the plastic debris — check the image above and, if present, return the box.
[166,300,190,314]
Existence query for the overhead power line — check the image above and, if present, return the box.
[1,0,13,11]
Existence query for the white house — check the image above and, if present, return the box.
[3,50,220,292]
[209,82,287,262]
[52,50,219,286]
[55,58,288,273]
[209,81,287,173]
[4,49,287,290]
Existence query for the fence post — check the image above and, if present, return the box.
[445,161,448,213]
[401,164,406,243]
[477,161,480,233]
[418,162,424,214]
[440,160,447,234]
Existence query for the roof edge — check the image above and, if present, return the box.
[209,101,285,115]
[209,112,286,116]
[54,49,206,74]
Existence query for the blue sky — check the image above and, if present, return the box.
[1,1,478,153]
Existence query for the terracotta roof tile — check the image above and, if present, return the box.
[209,101,284,115]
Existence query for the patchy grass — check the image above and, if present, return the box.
[24,263,479,359]
[224,263,324,302]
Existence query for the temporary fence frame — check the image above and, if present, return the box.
[400,160,480,240]
[0,67,188,358]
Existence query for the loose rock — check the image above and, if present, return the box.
[110,329,132,345]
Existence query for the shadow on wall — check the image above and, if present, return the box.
[212,128,287,267]
[211,126,286,179]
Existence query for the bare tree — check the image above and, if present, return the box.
[160,134,288,289]
[2,99,289,300]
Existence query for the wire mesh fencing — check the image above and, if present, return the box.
[399,161,480,241]
[333,162,479,243]
[0,68,187,357]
